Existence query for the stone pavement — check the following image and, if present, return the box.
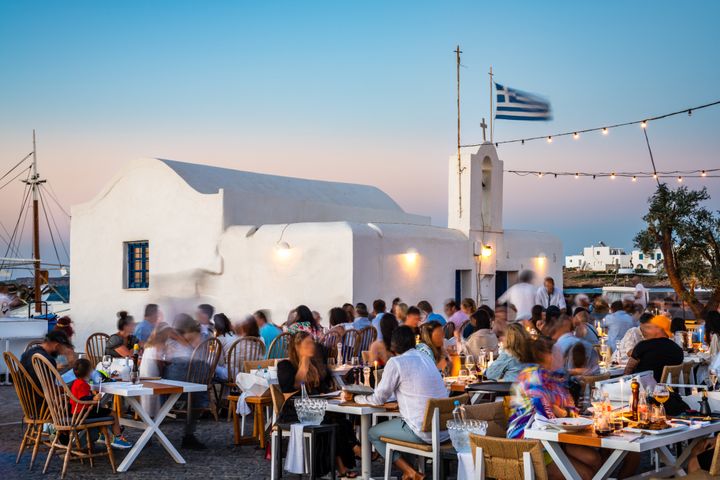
[0,386,390,479]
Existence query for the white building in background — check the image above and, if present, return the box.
[564,242,631,271]
[631,248,663,271]
[70,143,563,343]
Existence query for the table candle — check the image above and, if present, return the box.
[373,361,379,387]
[620,378,625,410]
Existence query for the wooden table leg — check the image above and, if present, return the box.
[230,400,240,445]
[256,403,266,449]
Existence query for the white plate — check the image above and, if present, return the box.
[542,417,594,432]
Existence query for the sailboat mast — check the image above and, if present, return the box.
[32,130,41,314]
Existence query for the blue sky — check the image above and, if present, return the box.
[1,0,719,271]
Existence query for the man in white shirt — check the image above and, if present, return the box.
[535,276,567,312]
[497,270,538,320]
[604,300,635,351]
[346,326,448,480]
[617,312,653,361]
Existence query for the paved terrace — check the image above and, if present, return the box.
[0,386,390,479]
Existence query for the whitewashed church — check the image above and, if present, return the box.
[70,142,562,342]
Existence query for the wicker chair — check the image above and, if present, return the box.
[267,332,292,360]
[3,352,51,470]
[355,327,377,361]
[469,434,548,480]
[31,354,115,479]
[661,362,697,395]
[382,394,469,479]
[443,322,455,340]
[181,338,223,421]
[84,332,110,367]
[340,329,360,364]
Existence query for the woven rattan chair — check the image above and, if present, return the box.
[661,362,697,395]
[464,400,508,438]
[3,352,51,470]
[469,434,548,480]
[340,329,360,364]
[443,322,455,339]
[31,354,115,479]
[355,326,377,361]
[382,394,469,479]
[84,332,110,367]
[24,339,44,352]
[678,433,720,479]
[267,332,292,360]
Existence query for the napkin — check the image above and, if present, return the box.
[235,391,251,416]
[284,424,306,474]
[456,452,475,480]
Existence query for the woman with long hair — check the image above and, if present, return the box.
[485,323,532,381]
[277,331,361,478]
[328,307,351,333]
[417,321,448,371]
[286,304,324,339]
[368,313,398,366]
[105,311,138,358]
[508,336,601,479]
[213,313,236,381]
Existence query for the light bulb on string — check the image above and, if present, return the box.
[641,121,648,129]
[611,172,616,179]
[653,173,658,179]
[574,173,579,179]
[602,128,609,135]
[538,172,543,178]
[632,176,637,182]
[573,132,579,140]
[701,170,707,177]
[547,136,552,143]
[678,176,683,183]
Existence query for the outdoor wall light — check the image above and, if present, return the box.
[275,241,292,259]
[481,244,493,258]
[404,248,419,263]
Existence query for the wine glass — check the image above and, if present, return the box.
[709,369,718,391]
[653,385,670,420]
[590,387,603,413]
[351,357,359,367]
[101,355,112,372]
[476,354,487,381]
[465,355,475,376]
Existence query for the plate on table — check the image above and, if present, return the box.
[540,417,594,432]
[342,385,374,395]
[624,421,689,435]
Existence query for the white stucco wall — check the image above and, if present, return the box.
[70,160,224,344]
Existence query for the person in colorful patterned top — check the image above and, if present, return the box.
[508,335,600,480]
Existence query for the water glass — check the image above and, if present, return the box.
[101,355,112,371]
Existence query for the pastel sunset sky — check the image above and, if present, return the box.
[1,0,719,273]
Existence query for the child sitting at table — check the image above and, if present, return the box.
[69,358,133,449]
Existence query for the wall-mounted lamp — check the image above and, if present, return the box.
[404,248,419,263]
[481,244,493,258]
[275,241,292,259]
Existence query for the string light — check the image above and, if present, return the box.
[506,168,719,180]
[462,99,720,147]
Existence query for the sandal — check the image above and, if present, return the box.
[355,451,381,462]
[341,471,359,479]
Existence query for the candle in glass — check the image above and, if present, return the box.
[373,360,379,387]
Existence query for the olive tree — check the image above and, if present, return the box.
[634,184,720,318]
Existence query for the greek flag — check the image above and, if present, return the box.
[495,82,552,121]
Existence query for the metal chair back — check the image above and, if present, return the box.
[267,332,292,360]
[340,329,360,364]
[355,327,377,360]
[323,329,343,359]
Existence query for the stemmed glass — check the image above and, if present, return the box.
[465,355,476,379]
[653,384,670,420]
[476,354,487,382]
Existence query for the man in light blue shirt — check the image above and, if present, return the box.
[254,309,281,348]
[604,301,635,351]
[417,300,446,325]
[134,303,160,344]
[371,299,387,340]
[352,302,372,330]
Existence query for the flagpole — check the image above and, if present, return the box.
[489,66,494,143]
[456,45,463,218]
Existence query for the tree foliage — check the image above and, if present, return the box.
[634,184,720,317]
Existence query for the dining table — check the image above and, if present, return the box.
[525,417,720,480]
[98,378,207,472]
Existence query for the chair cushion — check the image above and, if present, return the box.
[380,436,453,452]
